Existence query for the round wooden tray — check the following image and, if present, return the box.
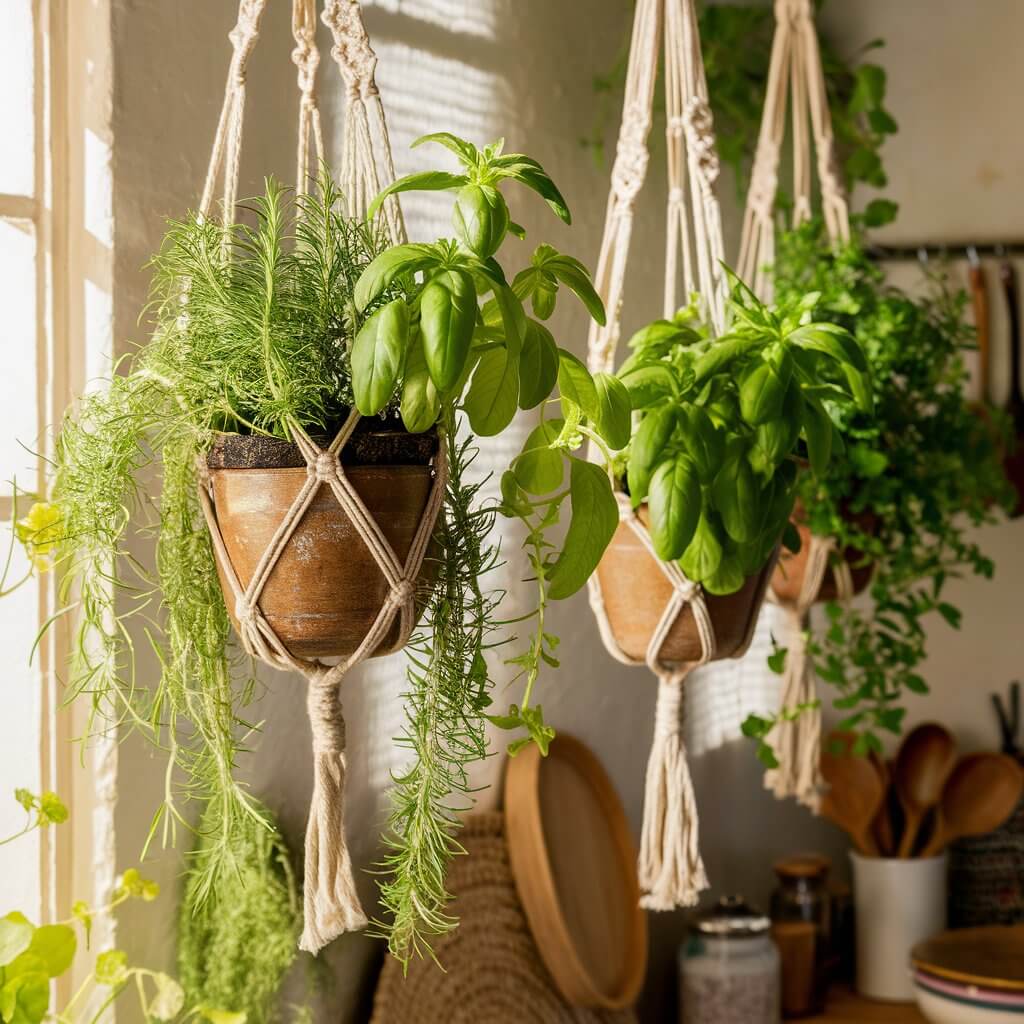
[504,734,647,1011]
[911,925,1024,992]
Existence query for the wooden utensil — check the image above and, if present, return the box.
[1000,260,1024,517]
[893,723,957,858]
[992,680,1022,757]
[820,731,884,856]
[912,925,1024,992]
[919,752,1024,858]
[969,249,991,404]
[868,751,896,857]
[504,733,647,1010]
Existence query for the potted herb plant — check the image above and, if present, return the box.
[25,136,623,965]
[599,277,872,664]
[744,216,1012,755]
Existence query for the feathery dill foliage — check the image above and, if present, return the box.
[178,800,302,1024]
[374,418,501,963]
[48,176,386,953]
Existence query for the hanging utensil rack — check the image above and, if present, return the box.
[869,240,1024,262]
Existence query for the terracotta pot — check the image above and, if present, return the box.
[206,421,439,661]
[595,505,775,665]
[771,501,874,605]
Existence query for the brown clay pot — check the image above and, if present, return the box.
[595,504,775,665]
[206,420,439,661]
[771,501,874,605]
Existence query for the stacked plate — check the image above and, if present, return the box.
[912,926,1024,1022]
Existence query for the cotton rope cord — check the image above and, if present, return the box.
[736,0,850,300]
[762,533,855,811]
[583,0,743,914]
[735,0,854,807]
[370,814,638,1024]
[192,0,423,952]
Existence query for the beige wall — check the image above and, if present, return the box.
[104,2,1023,1021]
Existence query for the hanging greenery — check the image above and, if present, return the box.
[742,217,1013,753]
[583,0,898,198]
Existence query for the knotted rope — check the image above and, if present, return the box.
[585,0,740,912]
[737,0,849,299]
[194,0,418,952]
[763,533,855,811]
[737,0,854,806]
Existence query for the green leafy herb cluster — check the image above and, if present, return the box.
[584,1,897,199]
[766,217,1012,746]
[615,279,872,594]
[0,791,241,1024]
[34,175,381,1006]
[347,134,629,958]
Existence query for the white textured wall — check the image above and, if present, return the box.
[105,2,1024,1022]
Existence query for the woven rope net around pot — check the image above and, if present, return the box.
[191,0,433,953]
[371,814,638,1024]
[738,0,855,811]
[584,0,771,914]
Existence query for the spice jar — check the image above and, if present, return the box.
[770,854,831,1018]
[679,895,780,1024]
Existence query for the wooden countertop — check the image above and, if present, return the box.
[809,987,926,1022]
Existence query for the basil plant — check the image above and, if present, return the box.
[352,134,624,754]
[615,277,873,594]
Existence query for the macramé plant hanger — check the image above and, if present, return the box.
[194,0,432,953]
[584,0,771,911]
[736,0,870,811]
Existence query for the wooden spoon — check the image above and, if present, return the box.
[919,753,1024,858]
[894,723,957,858]
[820,731,884,856]
[868,751,896,856]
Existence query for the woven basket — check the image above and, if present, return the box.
[371,814,639,1024]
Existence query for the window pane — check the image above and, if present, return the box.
[0,0,35,196]
[0,218,39,492]
[0,540,41,919]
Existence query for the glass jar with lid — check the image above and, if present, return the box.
[678,895,781,1024]
[770,854,831,1018]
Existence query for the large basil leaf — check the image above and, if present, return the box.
[680,507,724,582]
[801,392,834,476]
[789,322,868,372]
[454,184,510,259]
[465,347,520,436]
[739,360,787,426]
[648,454,701,560]
[519,319,559,409]
[556,348,598,415]
[355,243,438,311]
[420,268,477,392]
[547,458,618,600]
[513,419,565,495]
[619,363,676,409]
[491,154,572,224]
[692,336,760,385]
[704,549,746,595]
[400,330,440,433]
[592,373,632,450]
[366,171,468,222]
[351,298,408,415]
[677,404,724,482]
[712,455,761,543]
[627,405,678,506]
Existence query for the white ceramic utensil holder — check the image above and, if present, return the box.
[850,851,948,1002]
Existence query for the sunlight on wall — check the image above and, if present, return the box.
[366,0,497,40]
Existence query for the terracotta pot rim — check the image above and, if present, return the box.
[206,418,438,470]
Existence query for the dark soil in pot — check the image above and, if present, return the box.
[206,416,440,661]
[596,503,775,665]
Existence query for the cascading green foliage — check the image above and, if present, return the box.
[348,132,626,959]
[42,175,390,1009]
[178,801,301,1023]
[613,278,872,595]
[746,217,1012,750]
[584,0,898,199]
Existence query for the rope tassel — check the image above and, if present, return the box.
[763,612,823,811]
[638,671,708,910]
[299,675,368,953]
